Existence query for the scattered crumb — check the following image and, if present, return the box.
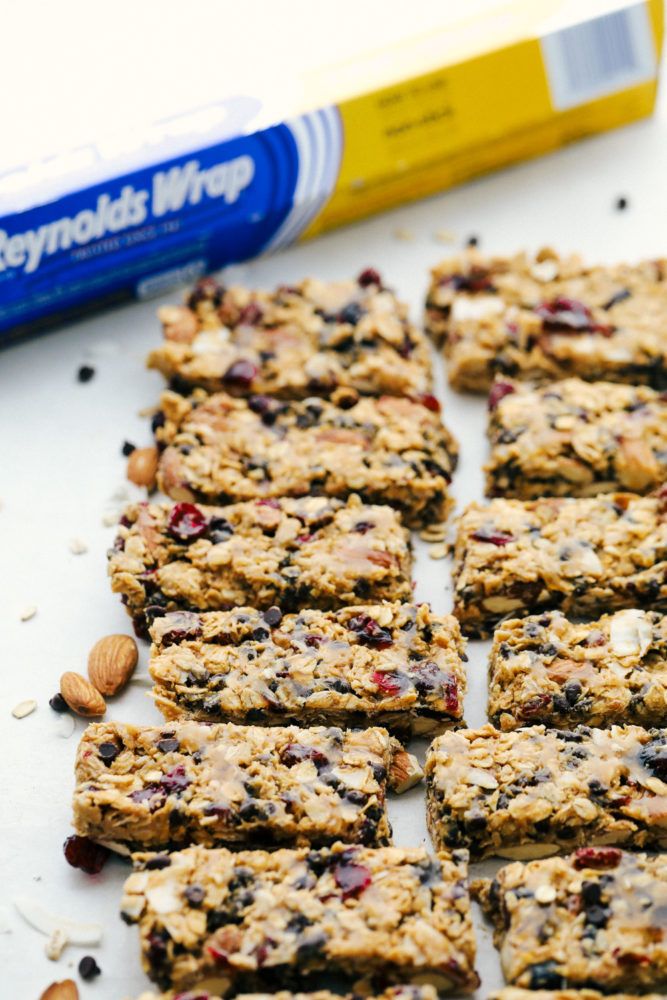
[393,228,415,242]
[433,229,457,244]
[45,927,69,961]
[615,195,629,211]
[20,605,37,622]
[12,699,37,719]
[76,365,95,383]
[54,715,75,739]
[429,543,449,560]
[138,404,159,418]
[466,235,479,247]
[68,538,88,555]
[101,511,119,527]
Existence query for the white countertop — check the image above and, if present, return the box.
[1,42,667,1000]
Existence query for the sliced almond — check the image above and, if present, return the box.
[127,446,159,490]
[389,748,424,793]
[60,672,106,717]
[40,981,79,1000]
[88,634,138,696]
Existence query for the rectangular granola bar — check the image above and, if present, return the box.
[149,603,466,738]
[489,609,667,731]
[148,272,432,398]
[108,496,412,637]
[486,377,667,499]
[425,723,667,860]
[424,250,667,392]
[73,720,411,852]
[155,389,457,529]
[478,848,667,993]
[489,992,667,1000]
[121,843,479,994]
[452,492,667,637]
[132,986,439,1000]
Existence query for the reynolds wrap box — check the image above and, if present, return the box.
[0,0,662,340]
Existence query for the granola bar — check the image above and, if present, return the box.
[132,986,439,1000]
[478,848,667,993]
[148,272,432,398]
[451,492,667,637]
[73,720,411,852]
[489,992,666,1000]
[120,843,479,993]
[424,249,667,391]
[155,389,457,529]
[489,609,667,730]
[425,723,667,860]
[108,496,412,637]
[149,603,466,737]
[485,378,667,499]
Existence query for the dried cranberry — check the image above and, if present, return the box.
[536,297,612,335]
[348,613,393,649]
[63,835,110,874]
[358,267,381,287]
[471,527,514,546]
[160,611,202,646]
[518,693,552,719]
[263,606,282,627]
[334,861,371,899]
[371,670,404,696]
[161,765,190,794]
[488,381,516,411]
[239,303,263,325]
[130,786,167,810]
[281,744,328,768]
[413,392,441,414]
[295,533,314,544]
[167,502,208,541]
[441,270,494,293]
[304,633,323,648]
[613,949,650,966]
[223,359,258,384]
[572,846,622,870]
[258,497,281,508]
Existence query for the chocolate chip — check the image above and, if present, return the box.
[263,606,282,627]
[77,365,95,383]
[157,737,180,753]
[49,693,69,713]
[122,441,136,456]
[78,955,101,979]
[615,196,628,211]
[98,741,120,764]
[145,854,172,869]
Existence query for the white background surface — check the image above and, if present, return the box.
[2,35,667,1000]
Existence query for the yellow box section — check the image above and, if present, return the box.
[303,1,663,238]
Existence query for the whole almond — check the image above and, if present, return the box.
[40,980,79,1000]
[127,445,159,489]
[88,634,138,695]
[60,672,106,717]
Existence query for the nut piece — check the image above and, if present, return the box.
[88,634,138,696]
[60,673,106,717]
[39,982,79,1000]
[389,748,424,793]
[45,927,69,960]
[127,446,159,490]
[12,699,37,719]
[20,604,37,621]
[68,538,88,555]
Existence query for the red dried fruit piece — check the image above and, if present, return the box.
[357,267,381,288]
[348,613,393,649]
[334,861,371,899]
[159,611,202,646]
[281,744,328,768]
[371,670,403,695]
[613,949,650,966]
[238,303,263,325]
[572,846,622,870]
[413,392,441,414]
[223,359,258,384]
[488,381,516,411]
[167,502,208,541]
[471,527,514,546]
[535,297,612,335]
[129,785,167,811]
[161,764,191,794]
[518,693,552,719]
[63,835,110,874]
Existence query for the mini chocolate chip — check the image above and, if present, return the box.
[466,235,479,247]
[263,606,282,627]
[184,883,206,905]
[78,955,101,979]
[98,741,120,764]
[49,692,69,713]
[77,365,95,383]
[615,196,628,211]
[156,738,180,753]
[145,854,172,869]
[252,626,270,642]
[122,441,136,456]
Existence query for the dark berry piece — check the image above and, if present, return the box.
[466,235,479,247]
[252,626,270,642]
[615,196,628,211]
[535,297,612,335]
[208,517,234,544]
[352,521,375,534]
[263,606,282,627]
[639,739,667,781]
[334,860,371,899]
[151,410,166,433]
[471,527,514,546]
[413,392,441,414]
[63,835,110,874]
[239,302,264,325]
[358,267,381,287]
[488,381,516,411]
[161,764,190,794]
[98,742,120,765]
[157,737,180,753]
[78,955,101,979]
[122,441,136,456]
[441,269,495,293]
[223,359,258,384]
[159,611,202,646]
[348,613,393,649]
[130,785,167,810]
[184,883,206,906]
[77,365,95,383]
[145,854,172,869]
[167,502,208,541]
[529,961,565,990]
[49,692,69,713]
[338,302,364,326]
[572,846,622,870]
[603,288,632,310]
[281,743,328,768]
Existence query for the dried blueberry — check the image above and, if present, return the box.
[184,883,206,906]
[528,961,565,990]
[338,302,364,325]
[281,743,328,768]
[352,521,376,534]
[49,693,69,713]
